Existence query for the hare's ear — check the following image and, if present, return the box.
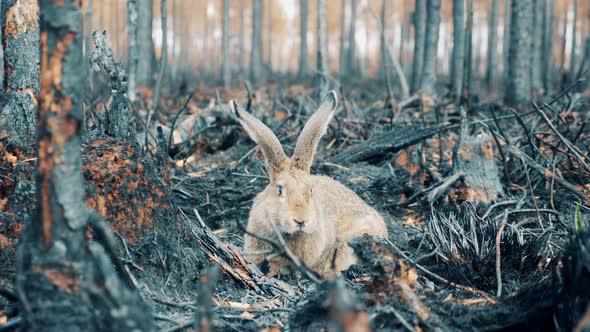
[291,91,338,173]
[229,101,288,178]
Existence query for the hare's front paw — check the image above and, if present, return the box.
[267,258,292,277]
[334,242,358,273]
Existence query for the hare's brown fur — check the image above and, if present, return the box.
[230,91,388,277]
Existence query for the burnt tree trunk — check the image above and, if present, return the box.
[419,0,441,95]
[1,0,40,145]
[338,0,346,78]
[486,0,500,87]
[411,0,426,93]
[127,0,138,101]
[569,0,577,80]
[531,0,545,94]
[346,0,357,77]
[239,0,245,75]
[221,0,230,88]
[250,0,263,83]
[505,0,533,106]
[17,2,153,331]
[299,0,309,77]
[451,0,465,100]
[316,0,328,99]
[463,0,473,99]
[542,0,554,93]
[378,0,387,79]
[453,109,504,203]
[91,31,131,139]
[136,0,155,88]
[503,0,511,84]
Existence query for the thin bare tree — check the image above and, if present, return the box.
[127,0,138,101]
[411,0,427,93]
[569,0,578,80]
[299,0,309,77]
[137,0,155,87]
[250,0,263,83]
[486,0,500,87]
[451,0,465,99]
[221,0,231,88]
[419,0,442,95]
[531,0,545,94]
[542,0,555,93]
[317,0,329,98]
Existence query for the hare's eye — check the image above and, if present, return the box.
[277,185,285,198]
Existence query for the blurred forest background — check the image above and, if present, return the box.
[82,0,590,99]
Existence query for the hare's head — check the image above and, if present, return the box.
[230,91,338,235]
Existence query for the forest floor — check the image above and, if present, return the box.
[1,75,590,331]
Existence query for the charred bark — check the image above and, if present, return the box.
[90,31,131,139]
[419,0,441,95]
[1,0,40,145]
[17,2,153,331]
[411,0,426,93]
[329,124,448,164]
[504,0,533,106]
[452,110,504,203]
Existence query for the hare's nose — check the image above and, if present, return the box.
[293,218,306,225]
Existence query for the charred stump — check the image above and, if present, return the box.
[452,111,504,203]
[1,0,40,145]
[16,2,153,331]
[90,30,131,138]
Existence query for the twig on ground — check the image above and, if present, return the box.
[236,219,321,283]
[386,239,497,304]
[535,102,590,173]
[495,211,508,297]
[167,94,193,154]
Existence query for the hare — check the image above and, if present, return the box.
[230,91,388,277]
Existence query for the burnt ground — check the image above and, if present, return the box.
[1,78,590,331]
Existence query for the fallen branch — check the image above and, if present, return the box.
[495,211,508,297]
[330,124,449,164]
